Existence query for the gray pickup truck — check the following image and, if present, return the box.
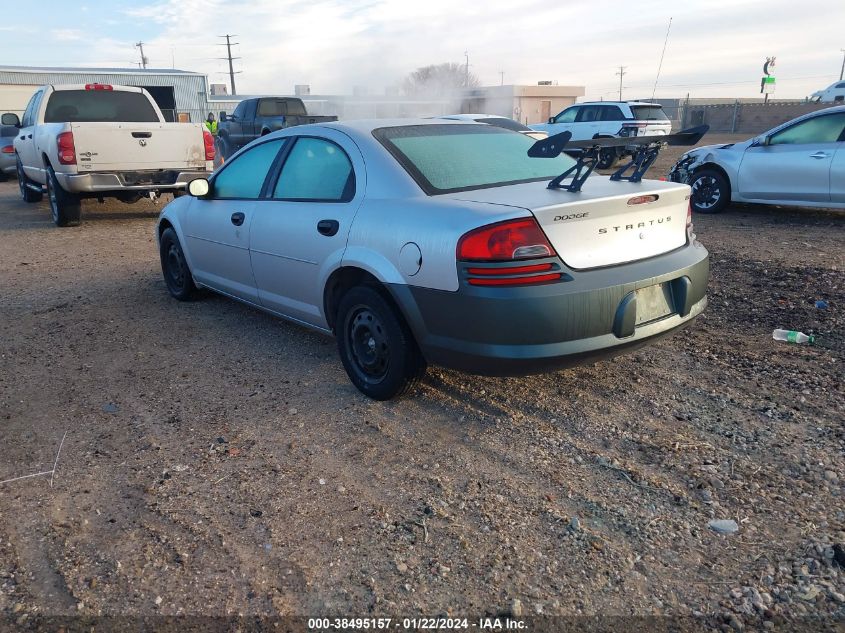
[216,97,337,160]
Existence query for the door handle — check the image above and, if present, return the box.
[317,219,339,236]
[27,134,32,139]
[230,212,245,226]
[810,152,829,159]
[19,135,25,141]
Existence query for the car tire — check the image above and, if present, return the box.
[159,227,199,301]
[46,166,81,226]
[336,286,426,400]
[596,147,619,170]
[16,156,43,203]
[690,168,730,214]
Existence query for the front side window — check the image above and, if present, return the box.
[554,107,578,124]
[213,139,285,199]
[44,90,159,123]
[374,124,576,195]
[273,137,354,201]
[769,113,845,145]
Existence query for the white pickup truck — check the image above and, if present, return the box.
[5,84,213,226]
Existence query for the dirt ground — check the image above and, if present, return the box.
[0,134,843,631]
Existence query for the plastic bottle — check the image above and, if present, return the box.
[772,329,815,344]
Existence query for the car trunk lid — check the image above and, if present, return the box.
[443,177,691,269]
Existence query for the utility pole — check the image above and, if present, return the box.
[499,70,505,86]
[464,50,469,87]
[840,49,845,81]
[218,34,242,96]
[135,41,148,69]
[616,66,627,101]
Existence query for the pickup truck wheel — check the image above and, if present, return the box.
[46,167,81,227]
[159,228,199,301]
[16,157,43,203]
[690,169,730,214]
[336,286,426,400]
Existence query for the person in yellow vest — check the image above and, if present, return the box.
[204,112,218,136]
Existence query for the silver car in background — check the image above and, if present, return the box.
[0,123,17,180]
[670,106,845,213]
[157,119,708,399]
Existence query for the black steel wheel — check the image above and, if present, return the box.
[336,286,425,400]
[159,227,199,301]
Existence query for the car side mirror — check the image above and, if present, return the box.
[188,178,210,197]
[548,117,554,124]
[220,112,228,122]
[1,113,20,127]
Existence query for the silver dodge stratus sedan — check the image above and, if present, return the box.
[156,119,709,400]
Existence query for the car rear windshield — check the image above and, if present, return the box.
[474,117,531,133]
[257,99,308,117]
[373,124,575,195]
[630,105,669,121]
[44,90,159,123]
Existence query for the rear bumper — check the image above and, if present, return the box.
[389,241,709,376]
[56,169,211,194]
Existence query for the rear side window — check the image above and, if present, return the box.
[44,90,159,123]
[769,113,845,145]
[600,105,625,121]
[575,106,600,122]
[257,99,307,117]
[273,137,354,201]
[630,105,669,121]
[213,139,285,198]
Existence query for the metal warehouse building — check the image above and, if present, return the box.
[0,66,209,123]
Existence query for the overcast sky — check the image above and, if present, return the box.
[2,0,843,100]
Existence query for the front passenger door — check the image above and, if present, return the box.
[184,138,286,302]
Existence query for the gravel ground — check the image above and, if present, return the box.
[0,135,843,630]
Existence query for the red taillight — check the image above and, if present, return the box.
[457,218,556,262]
[85,83,113,91]
[467,263,553,276]
[203,129,215,161]
[468,272,562,286]
[57,131,76,165]
[1,145,13,154]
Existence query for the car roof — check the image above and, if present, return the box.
[576,101,662,106]
[440,113,507,120]
[322,118,481,134]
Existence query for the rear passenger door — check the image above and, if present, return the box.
[598,105,626,136]
[571,105,601,140]
[250,132,364,327]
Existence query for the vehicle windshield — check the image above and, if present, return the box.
[44,90,159,123]
[475,117,531,133]
[630,105,669,121]
[374,124,576,194]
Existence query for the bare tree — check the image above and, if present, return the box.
[402,63,480,97]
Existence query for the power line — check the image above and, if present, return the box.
[651,17,672,100]
[217,35,242,96]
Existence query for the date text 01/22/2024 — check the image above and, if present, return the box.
[307,617,527,630]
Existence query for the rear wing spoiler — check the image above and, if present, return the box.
[528,125,709,192]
